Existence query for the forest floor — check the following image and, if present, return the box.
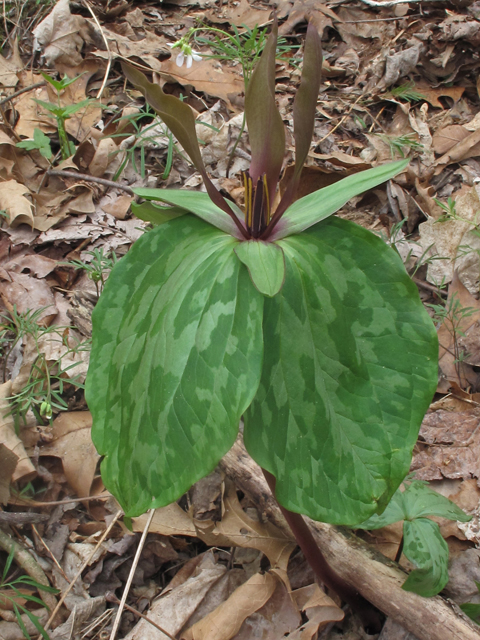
[0,0,480,638]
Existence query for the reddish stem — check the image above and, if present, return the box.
[262,469,382,634]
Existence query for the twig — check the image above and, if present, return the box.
[0,82,46,107]
[31,524,70,583]
[343,14,421,22]
[44,509,123,631]
[106,592,178,640]
[46,170,134,195]
[0,512,49,524]
[109,509,155,640]
[82,0,111,100]
[357,0,447,5]
[413,277,447,298]
[0,527,56,611]
[11,493,111,507]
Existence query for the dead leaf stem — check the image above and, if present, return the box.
[109,508,155,640]
[0,82,46,108]
[46,170,134,195]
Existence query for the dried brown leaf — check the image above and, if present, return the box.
[40,411,99,498]
[182,572,277,640]
[0,381,35,484]
[0,180,34,227]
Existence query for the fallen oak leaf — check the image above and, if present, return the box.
[0,180,34,227]
[0,381,36,485]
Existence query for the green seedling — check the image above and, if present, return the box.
[376,133,424,159]
[0,306,88,426]
[35,73,95,160]
[389,82,426,102]
[358,479,471,597]
[0,546,58,640]
[64,248,118,297]
[16,128,52,160]
[86,22,438,615]
[427,292,477,381]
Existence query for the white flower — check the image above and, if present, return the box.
[167,41,201,69]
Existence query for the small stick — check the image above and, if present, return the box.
[106,592,178,640]
[31,524,70,583]
[358,0,446,4]
[44,509,123,631]
[109,508,155,640]
[46,170,134,195]
[82,0,111,100]
[0,82,46,107]
[11,493,111,507]
[0,512,49,524]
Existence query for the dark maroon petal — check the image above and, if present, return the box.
[245,20,285,207]
[122,63,248,238]
[263,23,322,238]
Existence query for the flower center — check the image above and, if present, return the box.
[243,172,271,238]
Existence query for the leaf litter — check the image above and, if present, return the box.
[0,0,480,638]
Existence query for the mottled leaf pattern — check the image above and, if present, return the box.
[234,240,286,297]
[358,480,471,529]
[86,216,264,516]
[244,217,438,525]
[402,518,449,597]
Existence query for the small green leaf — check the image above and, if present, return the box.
[132,188,244,238]
[244,216,438,525]
[131,201,186,226]
[402,518,449,597]
[86,215,264,516]
[402,480,472,522]
[460,602,480,621]
[234,240,285,297]
[271,160,409,241]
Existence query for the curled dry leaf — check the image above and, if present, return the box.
[0,381,36,484]
[158,57,244,106]
[124,552,226,640]
[40,411,99,498]
[434,128,480,172]
[195,481,296,571]
[289,584,344,639]
[0,271,57,324]
[33,0,87,66]
[0,180,34,227]
[181,572,278,640]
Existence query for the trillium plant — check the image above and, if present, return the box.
[86,21,438,624]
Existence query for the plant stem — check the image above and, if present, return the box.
[395,534,404,564]
[262,469,382,634]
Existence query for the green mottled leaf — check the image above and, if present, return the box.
[234,240,285,297]
[86,216,264,517]
[133,188,244,238]
[131,201,186,226]
[271,160,409,241]
[402,518,449,597]
[244,216,438,525]
[358,480,471,529]
[402,480,471,522]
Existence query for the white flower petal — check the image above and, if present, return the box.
[176,51,185,67]
[192,53,202,62]
[186,54,193,69]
